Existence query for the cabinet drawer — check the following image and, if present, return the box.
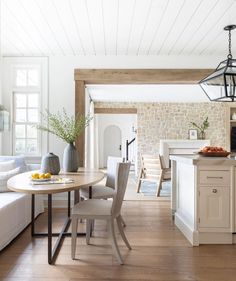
[199,170,230,186]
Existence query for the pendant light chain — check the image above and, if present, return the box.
[228,29,232,59]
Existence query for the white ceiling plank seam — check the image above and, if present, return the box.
[178,0,221,55]
[69,0,86,56]
[136,0,153,56]
[146,0,170,55]
[4,0,45,56]
[52,0,77,55]
[85,0,97,55]
[168,0,203,55]
[19,0,55,56]
[101,0,107,55]
[189,0,236,55]
[125,0,137,55]
[156,0,186,55]
[115,0,119,56]
[34,0,66,56]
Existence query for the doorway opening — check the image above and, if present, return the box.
[103,125,122,167]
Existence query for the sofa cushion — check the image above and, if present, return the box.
[0,160,16,172]
[0,156,27,173]
[0,167,20,193]
[0,192,44,251]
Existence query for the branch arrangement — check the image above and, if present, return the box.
[190,117,209,135]
[36,108,92,144]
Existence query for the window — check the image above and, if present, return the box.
[12,67,41,156]
[15,68,39,87]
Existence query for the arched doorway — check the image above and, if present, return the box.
[103,125,122,167]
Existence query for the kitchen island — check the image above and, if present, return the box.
[170,155,236,246]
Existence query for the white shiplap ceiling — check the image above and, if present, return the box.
[1,0,236,57]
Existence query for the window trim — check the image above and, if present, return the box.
[2,57,49,158]
[12,91,41,156]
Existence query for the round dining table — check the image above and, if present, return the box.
[7,170,104,264]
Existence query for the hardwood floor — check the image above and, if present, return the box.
[1,200,236,281]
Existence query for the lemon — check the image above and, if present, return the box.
[39,173,46,179]
[45,173,51,179]
[31,173,39,179]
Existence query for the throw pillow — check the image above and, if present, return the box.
[0,155,27,173]
[0,160,16,172]
[0,167,20,193]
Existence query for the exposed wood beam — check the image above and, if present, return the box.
[74,69,213,84]
[74,68,213,172]
[94,108,137,114]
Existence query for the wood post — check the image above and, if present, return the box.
[75,80,85,167]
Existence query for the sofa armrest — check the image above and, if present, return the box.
[27,164,40,171]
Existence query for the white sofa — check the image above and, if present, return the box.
[0,156,44,251]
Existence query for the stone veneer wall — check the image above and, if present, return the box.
[94,102,228,157]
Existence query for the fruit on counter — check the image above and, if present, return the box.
[200,146,227,153]
[31,172,52,179]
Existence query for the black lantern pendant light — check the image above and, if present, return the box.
[199,24,236,102]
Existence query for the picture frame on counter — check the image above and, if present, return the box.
[189,129,198,140]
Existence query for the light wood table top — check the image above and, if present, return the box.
[7,170,105,194]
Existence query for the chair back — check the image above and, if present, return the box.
[111,162,131,217]
[159,155,165,170]
[141,154,161,180]
[106,156,123,189]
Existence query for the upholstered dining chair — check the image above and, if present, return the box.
[80,156,123,200]
[80,156,126,228]
[71,162,131,264]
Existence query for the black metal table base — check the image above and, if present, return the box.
[31,190,91,265]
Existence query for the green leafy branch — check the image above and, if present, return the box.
[36,108,92,144]
[190,117,209,134]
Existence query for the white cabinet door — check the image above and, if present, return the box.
[199,186,230,228]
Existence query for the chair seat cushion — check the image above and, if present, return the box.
[80,185,116,199]
[72,199,112,218]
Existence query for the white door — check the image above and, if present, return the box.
[103,125,122,167]
[199,186,230,228]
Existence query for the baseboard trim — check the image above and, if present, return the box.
[175,213,199,246]
[199,233,233,244]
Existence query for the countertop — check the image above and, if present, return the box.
[170,154,236,166]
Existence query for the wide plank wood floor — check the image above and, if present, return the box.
[1,200,236,281]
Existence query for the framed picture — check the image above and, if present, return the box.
[189,129,198,140]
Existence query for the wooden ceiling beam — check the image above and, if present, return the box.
[74,69,213,84]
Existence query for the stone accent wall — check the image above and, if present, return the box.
[95,102,228,157]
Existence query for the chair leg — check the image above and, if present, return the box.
[109,219,124,265]
[156,170,164,197]
[120,215,126,227]
[86,219,92,245]
[79,197,84,223]
[116,215,131,250]
[71,217,78,259]
[136,170,143,193]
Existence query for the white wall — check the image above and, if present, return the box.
[1,54,221,160]
[96,114,137,168]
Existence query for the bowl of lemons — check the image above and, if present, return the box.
[31,172,52,182]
